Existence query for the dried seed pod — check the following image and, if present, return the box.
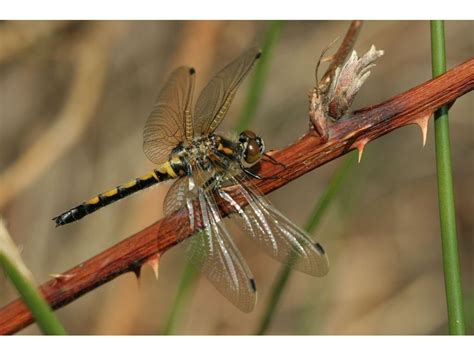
[327,45,384,120]
[308,39,339,140]
[308,42,384,140]
[308,87,328,139]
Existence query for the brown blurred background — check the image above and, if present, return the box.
[0,20,472,335]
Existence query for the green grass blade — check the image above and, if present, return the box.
[0,220,67,335]
[465,290,474,334]
[161,262,199,335]
[304,153,357,233]
[430,20,466,335]
[256,152,357,335]
[235,20,284,133]
[162,21,284,334]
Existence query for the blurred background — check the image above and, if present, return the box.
[0,20,472,335]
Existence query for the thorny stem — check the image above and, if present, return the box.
[0,58,472,335]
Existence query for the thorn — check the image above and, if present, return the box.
[129,260,142,280]
[49,273,74,281]
[49,273,74,285]
[351,138,370,163]
[132,267,141,280]
[145,254,160,280]
[413,113,431,147]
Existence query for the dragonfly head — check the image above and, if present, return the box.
[239,130,265,168]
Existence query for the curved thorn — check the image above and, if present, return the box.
[49,273,74,286]
[145,254,160,280]
[351,138,370,163]
[413,113,431,147]
[132,267,141,280]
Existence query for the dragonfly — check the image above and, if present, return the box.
[53,47,329,312]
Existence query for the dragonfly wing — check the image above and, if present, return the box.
[219,175,329,277]
[164,177,190,216]
[193,47,261,136]
[164,176,199,230]
[184,164,257,312]
[143,67,195,164]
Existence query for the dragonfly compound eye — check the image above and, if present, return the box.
[242,138,264,167]
[239,130,256,143]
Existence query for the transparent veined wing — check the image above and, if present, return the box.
[193,47,261,137]
[163,177,190,216]
[143,67,195,165]
[184,162,257,312]
[219,174,329,277]
[163,176,199,231]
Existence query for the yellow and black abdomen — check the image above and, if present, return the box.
[53,162,179,226]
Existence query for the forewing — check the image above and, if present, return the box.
[143,67,195,164]
[184,164,257,312]
[163,177,190,216]
[193,47,261,136]
[219,176,329,277]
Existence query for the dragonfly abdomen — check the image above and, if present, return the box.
[53,162,179,226]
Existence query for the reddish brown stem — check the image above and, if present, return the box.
[0,58,473,335]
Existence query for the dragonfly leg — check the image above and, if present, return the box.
[242,168,263,180]
[262,152,287,169]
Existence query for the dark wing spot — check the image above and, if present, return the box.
[314,242,325,255]
[250,278,257,292]
[189,67,196,75]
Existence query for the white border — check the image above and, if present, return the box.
[1,335,473,354]
[1,0,473,20]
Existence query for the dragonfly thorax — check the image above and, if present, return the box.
[167,130,265,179]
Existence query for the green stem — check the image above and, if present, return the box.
[162,21,284,334]
[304,153,357,233]
[430,20,466,335]
[235,20,284,133]
[465,291,474,334]
[0,255,67,335]
[161,262,199,335]
[256,152,357,335]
